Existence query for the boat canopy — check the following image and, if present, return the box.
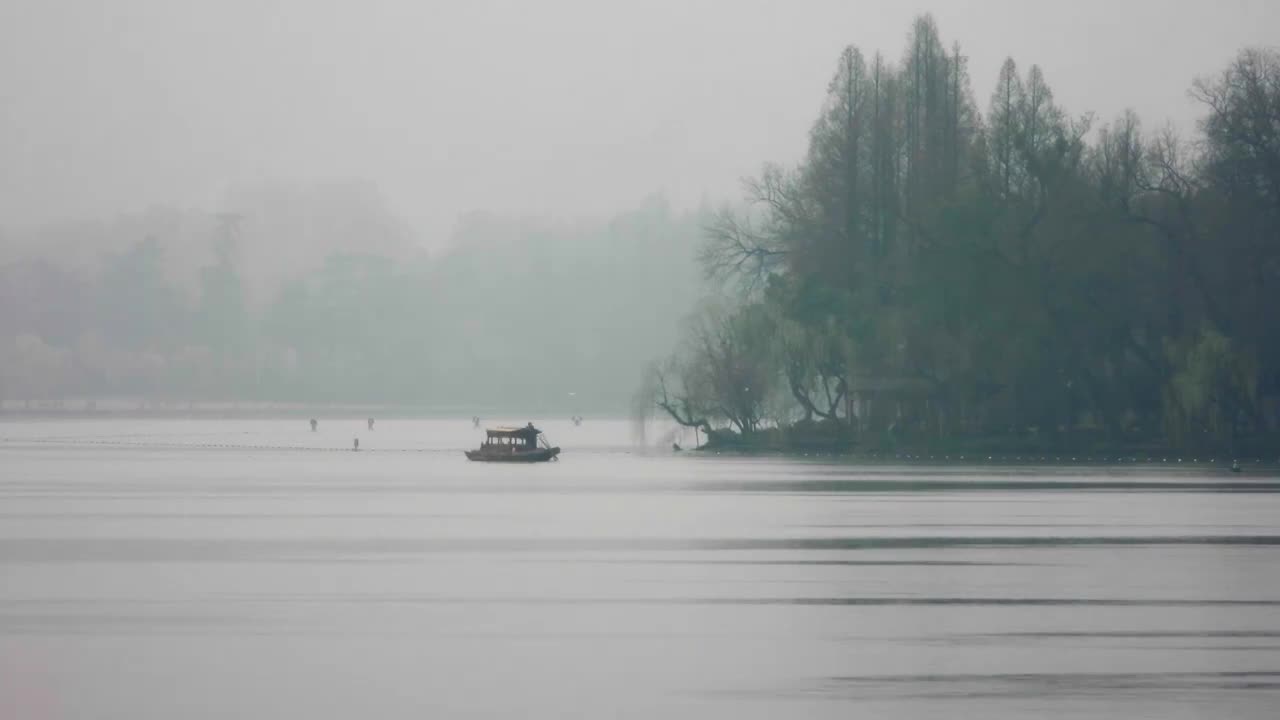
[485,425,541,438]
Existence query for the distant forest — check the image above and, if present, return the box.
[0,190,700,413]
[642,16,1280,453]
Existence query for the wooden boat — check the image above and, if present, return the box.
[466,423,560,462]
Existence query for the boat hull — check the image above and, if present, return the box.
[465,446,560,463]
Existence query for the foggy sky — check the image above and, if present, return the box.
[2,0,1276,245]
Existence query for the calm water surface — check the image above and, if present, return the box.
[2,418,1279,718]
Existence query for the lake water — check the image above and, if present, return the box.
[2,418,1279,719]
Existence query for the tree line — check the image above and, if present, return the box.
[1,197,701,413]
[643,16,1280,454]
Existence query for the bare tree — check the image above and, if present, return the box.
[643,358,713,437]
[700,166,802,289]
[1192,48,1280,219]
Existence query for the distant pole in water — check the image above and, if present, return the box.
[310,418,318,432]
[367,418,375,431]
[353,438,359,452]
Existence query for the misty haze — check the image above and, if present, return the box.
[2,1,1280,718]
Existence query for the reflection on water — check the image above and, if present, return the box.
[2,418,1279,719]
